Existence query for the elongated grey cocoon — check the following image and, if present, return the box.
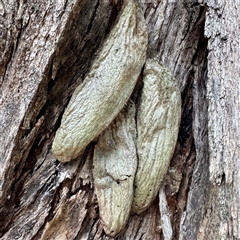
[52,0,148,162]
[93,101,137,237]
[132,58,181,214]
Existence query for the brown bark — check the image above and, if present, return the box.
[1,0,236,239]
[197,1,240,239]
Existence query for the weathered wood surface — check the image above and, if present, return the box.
[0,0,126,237]
[196,1,240,239]
[3,0,237,239]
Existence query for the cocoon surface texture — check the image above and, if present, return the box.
[93,101,137,237]
[132,58,181,214]
[52,0,148,162]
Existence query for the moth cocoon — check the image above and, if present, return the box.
[132,58,181,214]
[93,101,137,237]
[52,0,148,162]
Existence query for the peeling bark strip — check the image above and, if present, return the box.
[52,0,148,162]
[93,101,137,237]
[132,58,181,214]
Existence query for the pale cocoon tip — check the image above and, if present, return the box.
[93,101,137,237]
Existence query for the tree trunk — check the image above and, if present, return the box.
[0,0,238,239]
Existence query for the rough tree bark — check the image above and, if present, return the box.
[0,0,238,239]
